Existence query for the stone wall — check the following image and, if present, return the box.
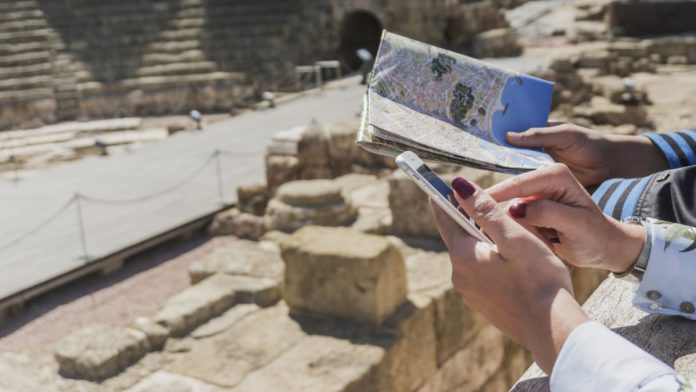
[0,0,511,130]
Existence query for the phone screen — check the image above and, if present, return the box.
[416,163,460,208]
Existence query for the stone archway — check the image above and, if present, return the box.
[338,11,383,71]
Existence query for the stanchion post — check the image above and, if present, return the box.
[75,193,90,262]
[214,150,225,205]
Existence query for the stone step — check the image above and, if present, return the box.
[134,61,218,78]
[0,18,47,33]
[0,29,52,45]
[139,50,208,67]
[0,62,51,79]
[0,1,40,13]
[0,75,51,93]
[0,41,49,56]
[0,88,53,103]
[0,51,51,67]
[77,71,245,91]
[0,9,44,22]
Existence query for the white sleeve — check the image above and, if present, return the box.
[550,322,693,391]
[633,219,696,320]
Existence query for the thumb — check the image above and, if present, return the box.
[506,124,576,149]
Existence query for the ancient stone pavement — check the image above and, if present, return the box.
[0,77,365,307]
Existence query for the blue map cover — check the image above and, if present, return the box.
[357,31,555,173]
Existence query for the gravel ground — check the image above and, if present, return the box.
[0,233,239,352]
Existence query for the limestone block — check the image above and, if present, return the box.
[591,75,649,104]
[296,122,330,169]
[276,179,344,206]
[576,50,612,73]
[406,251,486,364]
[132,317,170,351]
[333,173,378,194]
[448,1,509,47]
[166,304,307,388]
[126,371,226,392]
[645,36,696,64]
[472,28,522,58]
[237,181,268,216]
[207,208,266,240]
[280,226,407,325]
[380,295,438,391]
[191,304,259,339]
[417,325,506,392]
[351,207,392,235]
[188,238,284,284]
[326,121,357,176]
[54,324,150,381]
[231,335,387,392]
[572,96,649,126]
[155,273,278,337]
[266,180,358,232]
[265,155,299,194]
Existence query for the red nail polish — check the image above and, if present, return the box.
[451,177,475,199]
[509,203,527,219]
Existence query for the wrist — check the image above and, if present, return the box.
[528,288,588,374]
[605,220,647,274]
[607,134,669,178]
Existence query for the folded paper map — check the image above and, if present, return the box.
[357,31,556,173]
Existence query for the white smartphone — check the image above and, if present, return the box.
[395,151,493,244]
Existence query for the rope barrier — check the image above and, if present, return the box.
[0,148,245,254]
[0,195,77,252]
[78,152,217,205]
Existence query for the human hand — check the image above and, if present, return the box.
[507,123,668,186]
[487,163,646,273]
[431,176,588,374]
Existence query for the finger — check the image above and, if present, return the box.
[508,199,584,235]
[430,200,495,269]
[430,198,466,250]
[450,177,524,250]
[505,123,576,149]
[486,163,585,203]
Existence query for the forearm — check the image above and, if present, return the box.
[606,134,669,179]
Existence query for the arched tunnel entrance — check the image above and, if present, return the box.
[338,11,383,71]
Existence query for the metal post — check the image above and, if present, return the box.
[214,150,225,205]
[74,193,90,262]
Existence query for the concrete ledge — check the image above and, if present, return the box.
[512,276,696,391]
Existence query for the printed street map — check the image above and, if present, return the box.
[358,31,556,173]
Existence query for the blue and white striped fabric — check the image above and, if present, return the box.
[643,130,696,169]
[591,175,653,220]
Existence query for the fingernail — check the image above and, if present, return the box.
[452,177,475,199]
[509,203,527,219]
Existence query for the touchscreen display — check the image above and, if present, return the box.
[416,163,459,208]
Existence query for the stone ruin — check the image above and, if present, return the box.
[0,113,615,391]
[0,0,518,131]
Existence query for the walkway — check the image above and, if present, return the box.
[0,77,366,306]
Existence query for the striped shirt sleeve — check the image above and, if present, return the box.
[643,130,696,169]
[591,175,654,220]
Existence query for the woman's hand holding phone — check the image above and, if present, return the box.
[430,176,587,374]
